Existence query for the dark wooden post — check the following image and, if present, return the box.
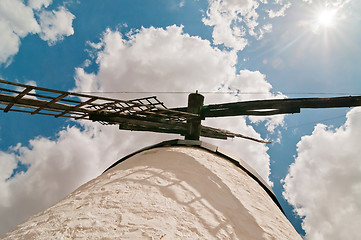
[185,91,204,140]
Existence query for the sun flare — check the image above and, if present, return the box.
[317,8,337,27]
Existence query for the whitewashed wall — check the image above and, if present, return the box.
[2,146,301,239]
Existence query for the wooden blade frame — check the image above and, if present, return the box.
[168,96,361,118]
[201,96,361,117]
[0,79,265,142]
[0,78,195,124]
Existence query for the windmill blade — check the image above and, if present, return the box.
[171,96,361,118]
[203,96,361,117]
[0,79,197,122]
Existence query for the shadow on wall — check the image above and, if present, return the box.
[103,148,265,239]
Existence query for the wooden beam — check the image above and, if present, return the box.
[202,96,361,117]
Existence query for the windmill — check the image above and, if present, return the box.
[1,78,361,143]
[1,78,361,239]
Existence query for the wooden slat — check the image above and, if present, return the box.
[32,92,69,115]
[55,97,98,117]
[4,86,34,112]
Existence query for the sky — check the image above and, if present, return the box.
[0,0,361,239]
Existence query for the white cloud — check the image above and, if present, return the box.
[202,0,253,51]
[0,21,20,65]
[0,0,74,65]
[82,59,92,68]
[283,107,361,240]
[75,25,237,104]
[267,2,291,18]
[0,152,17,207]
[0,25,282,235]
[28,0,53,10]
[38,7,75,45]
[0,0,40,37]
[229,70,274,99]
[0,152,17,182]
[0,0,40,65]
[203,0,291,51]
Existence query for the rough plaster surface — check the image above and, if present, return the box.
[2,146,301,239]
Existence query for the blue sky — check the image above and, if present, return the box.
[1,0,361,238]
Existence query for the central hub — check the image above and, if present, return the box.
[185,92,204,140]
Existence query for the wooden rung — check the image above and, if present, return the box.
[4,86,34,112]
[32,92,69,115]
[55,97,98,118]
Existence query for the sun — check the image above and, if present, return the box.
[317,8,337,27]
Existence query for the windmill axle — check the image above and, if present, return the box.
[185,92,204,140]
